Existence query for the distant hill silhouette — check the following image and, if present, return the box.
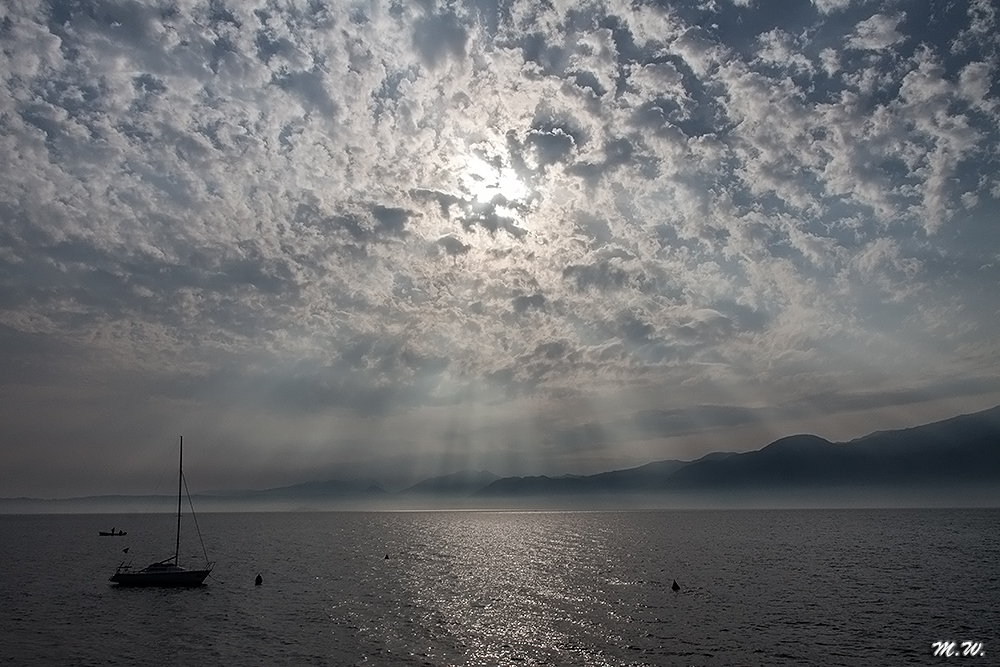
[475,406,1000,496]
[666,406,1000,489]
[475,474,588,496]
[238,478,387,499]
[400,470,499,495]
[475,452,734,496]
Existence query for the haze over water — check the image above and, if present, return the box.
[3,509,997,666]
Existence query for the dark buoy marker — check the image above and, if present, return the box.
[385,553,389,560]
[671,580,680,592]
[255,574,263,586]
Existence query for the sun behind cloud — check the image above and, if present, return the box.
[462,154,527,210]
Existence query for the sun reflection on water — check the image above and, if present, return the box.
[389,512,630,666]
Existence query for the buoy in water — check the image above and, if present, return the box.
[671,580,680,591]
[385,553,389,560]
[255,574,263,586]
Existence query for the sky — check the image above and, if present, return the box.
[1,0,999,498]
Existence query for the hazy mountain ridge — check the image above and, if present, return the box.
[474,452,737,496]
[3,406,999,511]
[694,407,998,488]
[399,470,499,495]
[483,406,1000,495]
[241,478,387,499]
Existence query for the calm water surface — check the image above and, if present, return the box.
[1,509,997,666]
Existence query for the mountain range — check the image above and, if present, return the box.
[479,405,1000,497]
[4,406,999,512]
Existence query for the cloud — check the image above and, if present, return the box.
[512,293,546,313]
[1,0,999,495]
[814,0,852,14]
[755,29,814,73]
[847,13,906,51]
[412,8,470,69]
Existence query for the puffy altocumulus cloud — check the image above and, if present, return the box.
[847,12,906,51]
[814,0,852,14]
[1,0,999,494]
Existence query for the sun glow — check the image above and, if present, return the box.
[463,156,527,206]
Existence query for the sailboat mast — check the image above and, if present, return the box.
[175,435,183,564]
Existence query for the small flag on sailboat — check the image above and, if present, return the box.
[122,547,129,554]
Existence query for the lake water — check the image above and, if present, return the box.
[1,509,996,666]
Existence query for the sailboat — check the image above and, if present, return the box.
[109,436,214,587]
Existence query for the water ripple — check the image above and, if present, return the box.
[1,509,997,665]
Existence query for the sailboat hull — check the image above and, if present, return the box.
[110,567,212,587]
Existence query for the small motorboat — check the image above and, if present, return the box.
[99,529,127,536]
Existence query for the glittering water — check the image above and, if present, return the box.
[1,509,997,666]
